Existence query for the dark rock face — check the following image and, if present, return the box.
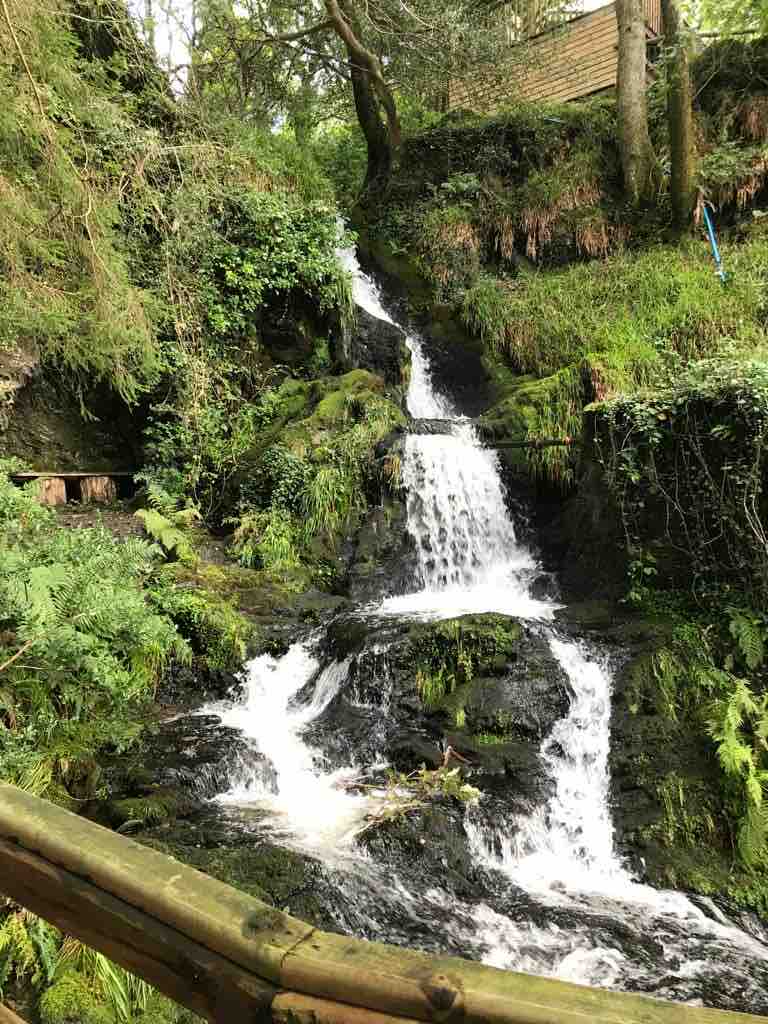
[609,646,734,893]
[335,307,410,393]
[1,370,142,472]
[310,613,566,813]
[344,493,414,602]
[135,804,341,930]
[94,711,251,831]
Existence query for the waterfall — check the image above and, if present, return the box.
[202,242,768,1009]
[205,643,372,849]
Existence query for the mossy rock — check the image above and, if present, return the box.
[136,994,202,1023]
[408,613,523,678]
[402,614,570,741]
[105,787,195,830]
[140,827,336,929]
[38,971,115,1024]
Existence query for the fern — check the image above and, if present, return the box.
[135,485,200,564]
[0,910,60,996]
[0,471,190,802]
[728,606,767,671]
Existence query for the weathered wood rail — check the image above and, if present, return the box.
[0,784,764,1024]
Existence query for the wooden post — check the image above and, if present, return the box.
[81,475,117,503]
[36,477,66,506]
[0,785,764,1024]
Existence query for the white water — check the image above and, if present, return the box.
[206,242,768,1003]
[206,644,373,848]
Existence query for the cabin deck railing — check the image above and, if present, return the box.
[0,784,764,1024]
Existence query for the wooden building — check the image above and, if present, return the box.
[449,1,662,112]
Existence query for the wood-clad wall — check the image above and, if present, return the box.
[449,1,663,113]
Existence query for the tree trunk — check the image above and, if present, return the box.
[144,0,155,52]
[349,58,393,205]
[325,0,400,208]
[615,0,655,204]
[661,0,696,228]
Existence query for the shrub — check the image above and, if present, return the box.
[0,473,189,803]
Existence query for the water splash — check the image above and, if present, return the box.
[204,642,371,848]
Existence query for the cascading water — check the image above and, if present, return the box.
[203,243,768,1011]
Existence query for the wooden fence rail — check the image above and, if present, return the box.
[0,784,764,1024]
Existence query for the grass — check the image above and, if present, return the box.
[470,231,768,485]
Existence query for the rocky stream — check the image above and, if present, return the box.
[126,248,768,1015]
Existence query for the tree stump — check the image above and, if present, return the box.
[36,478,66,506]
[81,476,117,504]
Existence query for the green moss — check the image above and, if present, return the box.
[410,614,522,715]
[464,236,768,486]
[136,994,201,1023]
[38,971,115,1024]
[140,838,332,928]
[311,370,385,425]
[148,574,255,671]
[107,788,190,829]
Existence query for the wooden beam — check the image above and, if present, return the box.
[0,838,275,1024]
[0,1005,29,1024]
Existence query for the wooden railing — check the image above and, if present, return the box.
[0,784,764,1024]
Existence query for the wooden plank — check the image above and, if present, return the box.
[11,472,134,479]
[273,993,416,1024]
[36,478,66,507]
[0,838,276,1024]
[81,475,118,503]
[0,785,314,986]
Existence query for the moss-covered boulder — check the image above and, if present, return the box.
[138,812,339,929]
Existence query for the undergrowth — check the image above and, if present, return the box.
[596,362,768,895]
[471,235,768,484]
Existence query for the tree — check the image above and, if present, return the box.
[661,0,696,228]
[185,0,573,207]
[691,0,768,35]
[615,0,655,204]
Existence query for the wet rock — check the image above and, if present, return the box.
[94,713,251,829]
[334,306,410,393]
[158,661,241,707]
[308,613,563,814]
[344,494,414,602]
[136,805,340,930]
[358,797,482,901]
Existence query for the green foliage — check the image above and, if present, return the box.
[39,970,115,1024]
[388,765,480,804]
[0,910,198,1024]
[362,766,481,832]
[0,0,164,404]
[230,377,404,571]
[467,236,768,484]
[134,484,200,564]
[596,359,768,604]
[198,189,352,337]
[147,573,252,672]
[690,0,768,36]
[230,508,302,573]
[0,909,59,997]
[371,98,619,273]
[0,472,189,802]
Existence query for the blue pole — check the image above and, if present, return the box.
[702,204,727,285]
